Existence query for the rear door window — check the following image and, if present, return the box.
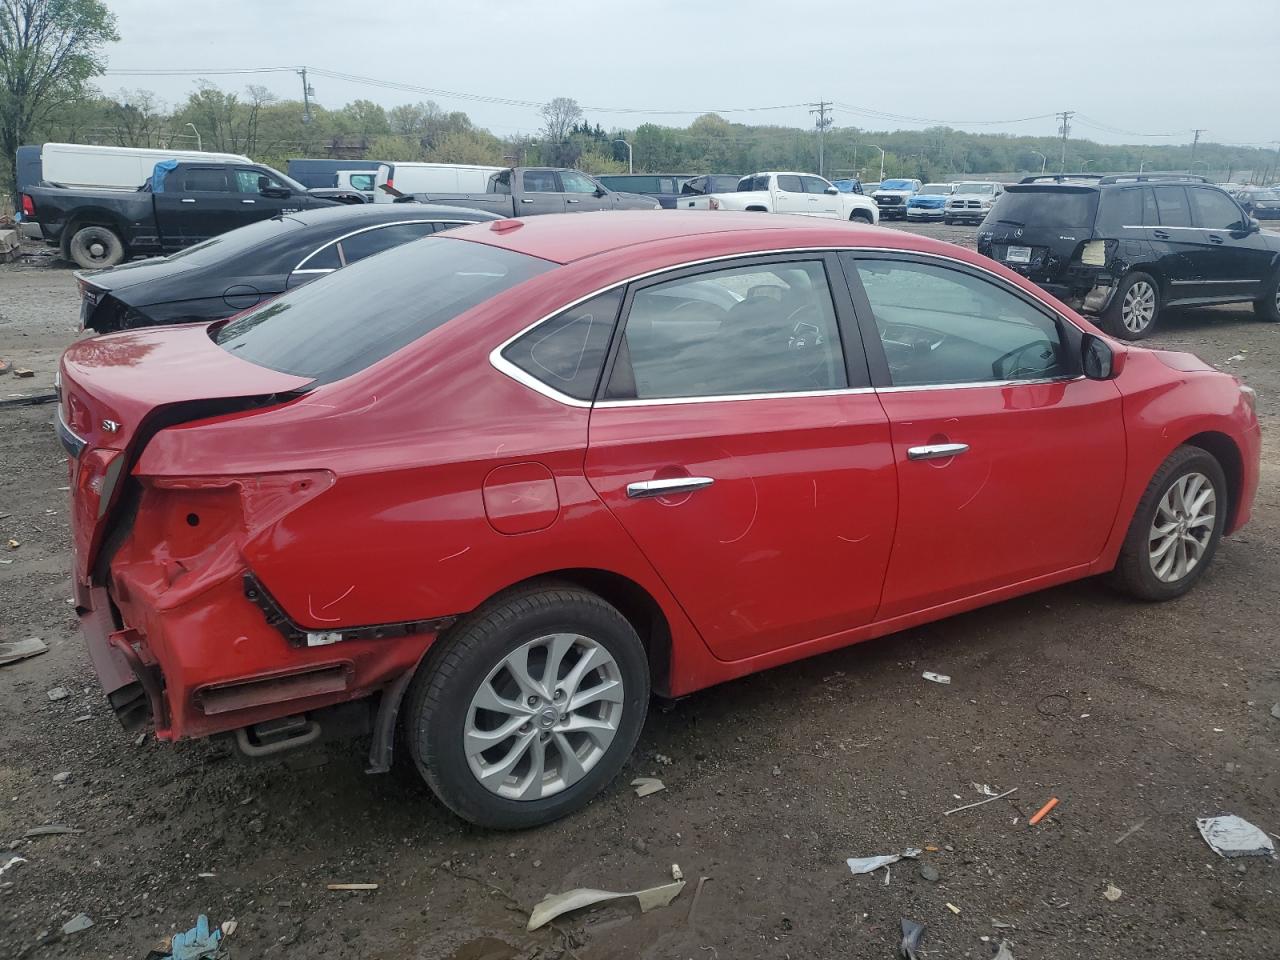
[215,237,554,383]
[1095,187,1148,232]
[179,168,231,192]
[1153,186,1191,227]
[523,170,560,193]
[501,291,623,401]
[776,175,803,192]
[338,221,438,264]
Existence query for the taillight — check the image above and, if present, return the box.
[21,193,35,217]
[76,448,126,520]
[385,178,394,192]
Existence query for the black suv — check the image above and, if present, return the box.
[977,174,1280,339]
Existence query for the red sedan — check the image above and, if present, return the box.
[59,212,1260,828]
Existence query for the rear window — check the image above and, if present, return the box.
[598,176,676,194]
[214,236,554,383]
[987,189,1098,229]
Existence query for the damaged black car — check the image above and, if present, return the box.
[977,174,1280,339]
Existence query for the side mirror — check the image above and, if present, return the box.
[594,187,606,198]
[1246,217,1261,234]
[260,185,291,199]
[1082,333,1115,380]
[825,186,839,195]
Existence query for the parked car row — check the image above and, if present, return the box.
[59,209,1261,829]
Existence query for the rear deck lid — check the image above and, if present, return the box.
[979,185,1101,281]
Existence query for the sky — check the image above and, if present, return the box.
[98,0,1278,148]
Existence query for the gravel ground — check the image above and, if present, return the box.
[1,224,1278,960]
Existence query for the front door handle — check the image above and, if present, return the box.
[180,198,196,204]
[1208,234,1224,244]
[567,198,580,203]
[241,199,256,204]
[626,477,715,499]
[520,198,534,203]
[907,443,969,461]
[1152,229,1170,240]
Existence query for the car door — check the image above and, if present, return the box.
[519,170,568,215]
[1148,185,1201,300]
[584,255,898,661]
[560,170,611,211]
[773,175,808,215]
[842,253,1127,620]
[232,167,296,228]
[802,176,840,218]
[1185,186,1273,300]
[152,165,236,246]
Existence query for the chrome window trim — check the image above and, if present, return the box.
[488,245,1089,408]
[877,375,1084,394]
[292,219,465,273]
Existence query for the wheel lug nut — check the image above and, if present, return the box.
[553,690,564,702]
[559,713,568,722]
[527,696,539,706]
[520,722,532,733]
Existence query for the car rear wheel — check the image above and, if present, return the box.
[1108,445,1226,601]
[67,225,125,270]
[1102,271,1160,340]
[403,585,650,829]
[1253,271,1280,322]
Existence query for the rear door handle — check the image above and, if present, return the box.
[520,198,534,203]
[1208,234,1224,244]
[626,477,715,499]
[180,198,196,204]
[1152,229,1170,240]
[241,199,256,205]
[566,198,580,203]
[907,443,969,461]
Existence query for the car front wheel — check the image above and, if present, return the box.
[850,210,874,224]
[1103,271,1161,340]
[1254,271,1280,322]
[1108,445,1227,601]
[404,585,650,829]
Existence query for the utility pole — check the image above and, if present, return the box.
[810,100,832,177]
[1056,110,1074,173]
[297,67,314,125]
[1189,128,1206,172]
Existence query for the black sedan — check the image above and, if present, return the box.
[1238,188,1280,221]
[77,204,502,333]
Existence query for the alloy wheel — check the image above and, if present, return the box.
[1121,280,1157,333]
[464,633,624,801]
[1147,471,1216,583]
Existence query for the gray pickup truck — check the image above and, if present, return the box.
[400,166,662,215]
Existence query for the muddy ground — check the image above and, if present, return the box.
[1,224,1278,960]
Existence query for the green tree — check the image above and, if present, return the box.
[0,0,118,198]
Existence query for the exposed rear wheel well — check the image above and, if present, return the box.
[745,205,769,213]
[1184,431,1243,530]
[462,570,673,696]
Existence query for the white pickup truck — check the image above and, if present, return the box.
[677,171,880,223]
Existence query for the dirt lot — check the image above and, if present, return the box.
[1,225,1278,960]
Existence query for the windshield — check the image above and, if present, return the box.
[214,236,554,383]
[879,179,914,191]
[920,184,951,195]
[987,189,1098,229]
[164,216,303,263]
[954,182,996,196]
[1252,190,1280,201]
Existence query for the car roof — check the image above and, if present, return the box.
[286,204,503,228]
[446,210,961,266]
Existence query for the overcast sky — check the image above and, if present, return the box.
[100,0,1277,148]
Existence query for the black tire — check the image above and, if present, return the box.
[68,225,125,269]
[850,210,874,224]
[1107,446,1227,602]
[1101,271,1160,340]
[943,218,954,225]
[403,585,650,829]
[1254,270,1280,322]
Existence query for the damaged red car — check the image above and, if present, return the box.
[60,211,1261,828]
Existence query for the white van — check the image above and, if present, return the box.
[373,162,504,202]
[40,142,253,191]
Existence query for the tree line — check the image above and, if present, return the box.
[3,1,1276,204]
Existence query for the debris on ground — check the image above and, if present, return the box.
[61,913,93,935]
[922,672,951,684]
[687,875,710,924]
[46,686,69,701]
[632,777,666,797]
[993,942,1015,960]
[945,902,961,915]
[1103,882,1123,902]
[899,918,926,960]
[846,848,922,875]
[0,855,26,876]
[6,539,19,549]
[919,863,940,882]
[1197,815,1276,858]
[653,753,672,765]
[1029,796,1060,825]
[0,358,10,375]
[52,772,71,784]
[23,824,82,838]
[0,637,48,666]
[156,914,232,960]
[14,368,34,378]
[1115,819,1147,845]
[1270,703,1280,721]
[972,783,1000,796]
[527,864,686,931]
[944,787,1017,816]
[327,883,378,891]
